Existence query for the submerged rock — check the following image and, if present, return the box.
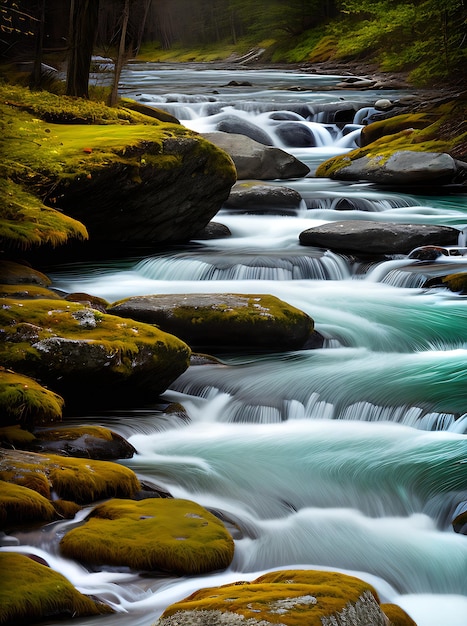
[60,498,235,575]
[299,220,459,255]
[201,131,310,180]
[107,293,314,351]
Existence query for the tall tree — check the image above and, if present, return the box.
[66,0,100,98]
[107,0,130,106]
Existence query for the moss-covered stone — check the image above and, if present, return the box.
[0,552,113,625]
[0,369,64,427]
[0,448,141,503]
[0,259,51,286]
[442,272,467,294]
[29,424,136,460]
[60,497,235,575]
[359,113,435,147]
[108,293,314,351]
[0,297,191,407]
[157,569,393,625]
[0,84,236,251]
[0,481,57,528]
[316,98,467,181]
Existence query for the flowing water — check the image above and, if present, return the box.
[4,64,467,626]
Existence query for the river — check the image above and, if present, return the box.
[5,63,467,626]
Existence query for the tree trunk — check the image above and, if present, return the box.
[66,0,100,98]
[31,0,46,90]
[107,0,130,107]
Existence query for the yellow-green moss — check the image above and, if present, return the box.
[0,448,141,503]
[0,369,64,427]
[0,178,88,251]
[160,569,382,625]
[0,552,113,625]
[381,603,417,626]
[0,481,57,528]
[360,113,436,147]
[0,284,62,299]
[33,424,116,443]
[0,425,36,447]
[442,272,467,294]
[52,499,82,519]
[60,498,235,575]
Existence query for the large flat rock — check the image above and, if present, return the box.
[299,220,460,254]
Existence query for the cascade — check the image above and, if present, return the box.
[5,64,467,626]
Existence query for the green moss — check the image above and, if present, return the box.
[60,498,235,575]
[0,448,141,504]
[160,569,382,625]
[0,481,57,528]
[0,369,64,427]
[0,178,88,251]
[0,552,113,624]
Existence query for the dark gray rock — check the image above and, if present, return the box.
[108,293,314,351]
[299,220,460,254]
[274,122,318,147]
[47,135,236,246]
[215,115,274,145]
[328,150,460,186]
[224,182,302,212]
[201,132,310,180]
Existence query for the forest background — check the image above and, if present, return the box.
[1,0,466,91]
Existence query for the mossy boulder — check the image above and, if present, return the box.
[0,552,113,625]
[1,84,237,252]
[0,423,135,460]
[0,369,64,428]
[441,272,467,294]
[359,112,435,147]
[0,297,191,408]
[107,293,314,351]
[60,498,235,575]
[157,569,398,626]
[0,260,51,287]
[317,149,461,186]
[316,97,467,186]
[27,424,136,459]
[0,448,141,504]
[0,481,57,528]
